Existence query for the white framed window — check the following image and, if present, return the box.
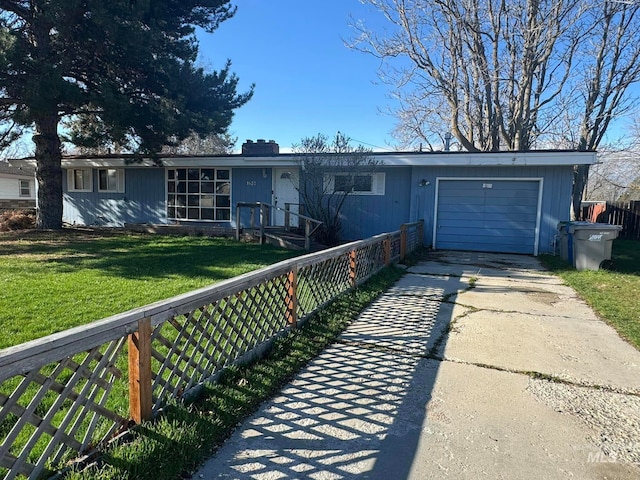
[67,168,93,192]
[19,180,30,197]
[327,172,385,195]
[167,168,231,221]
[98,168,125,193]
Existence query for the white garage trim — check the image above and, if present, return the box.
[432,177,544,256]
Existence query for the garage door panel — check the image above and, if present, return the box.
[439,189,489,199]
[440,196,538,211]
[438,202,525,211]
[482,196,538,206]
[451,184,539,194]
[435,179,539,254]
[438,189,539,201]
[438,204,537,218]
[435,238,535,254]
[438,232,535,246]
[438,224,535,237]
[440,191,538,202]
[437,219,537,231]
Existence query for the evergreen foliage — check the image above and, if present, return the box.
[0,0,252,228]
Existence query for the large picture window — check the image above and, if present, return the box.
[167,168,231,221]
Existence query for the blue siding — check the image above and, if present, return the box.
[63,168,165,226]
[64,167,276,227]
[409,165,574,254]
[62,161,574,255]
[339,167,412,240]
[231,168,273,227]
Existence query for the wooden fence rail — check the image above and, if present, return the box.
[0,221,423,479]
[581,201,640,240]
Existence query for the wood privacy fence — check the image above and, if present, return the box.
[0,221,423,479]
[582,201,640,240]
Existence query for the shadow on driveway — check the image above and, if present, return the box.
[193,268,467,478]
[192,251,640,479]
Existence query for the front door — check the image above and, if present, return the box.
[273,168,300,227]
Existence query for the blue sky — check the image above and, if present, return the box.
[197,1,399,152]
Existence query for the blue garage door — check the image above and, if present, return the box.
[435,179,540,254]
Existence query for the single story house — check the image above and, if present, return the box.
[11,140,597,255]
[0,161,36,211]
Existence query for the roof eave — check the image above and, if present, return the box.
[377,151,597,166]
[9,150,598,168]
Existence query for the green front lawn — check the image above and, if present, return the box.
[0,229,405,479]
[540,239,640,350]
[0,230,297,349]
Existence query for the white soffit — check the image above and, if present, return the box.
[377,151,597,166]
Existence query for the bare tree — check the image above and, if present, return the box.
[569,1,640,215]
[293,132,377,245]
[350,0,640,215]
[350,0,586,152]
[587,151,640,201]
[0,123,29,160]
[584,119,640,202]
[618,176,640,200]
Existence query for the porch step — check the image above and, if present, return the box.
[123,223,327,251]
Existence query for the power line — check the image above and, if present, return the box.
[348,137,397,152]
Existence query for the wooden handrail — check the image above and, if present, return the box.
[236,202,322,226]
[235,202,323,250]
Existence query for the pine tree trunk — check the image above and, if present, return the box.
[34,114,63,230]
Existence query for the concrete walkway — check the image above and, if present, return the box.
[191,252,640,479]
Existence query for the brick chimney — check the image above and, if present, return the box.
[241,139,279,156]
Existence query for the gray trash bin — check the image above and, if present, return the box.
[567,222,622,271]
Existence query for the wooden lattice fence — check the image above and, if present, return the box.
[0,221,423,479]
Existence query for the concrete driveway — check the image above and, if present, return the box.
[192,252,640,479]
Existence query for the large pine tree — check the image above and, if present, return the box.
[0,0,252,228]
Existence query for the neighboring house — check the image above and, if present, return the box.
[10,141,596,255]
[0,161,36,211]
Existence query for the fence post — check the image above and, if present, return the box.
[400,224,408,261]
[286,267,298,328]
[384,236,391,266]
[129,317,153,424]
[349,249,357,287]
[417,220,424,250]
